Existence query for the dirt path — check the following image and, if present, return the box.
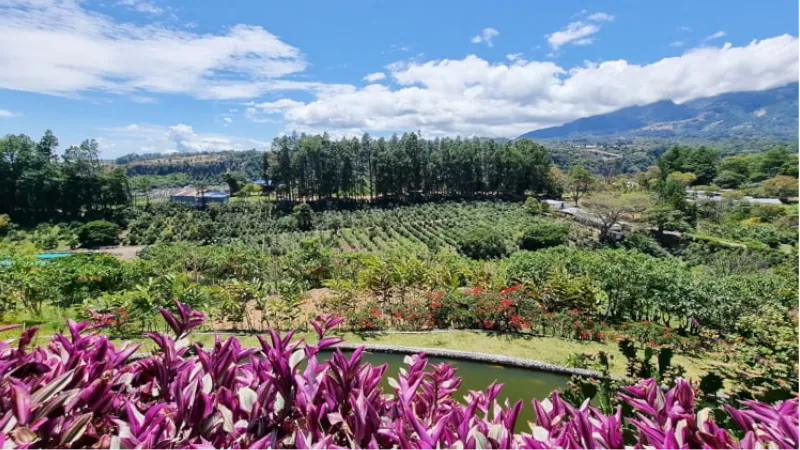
[75,245,145,260]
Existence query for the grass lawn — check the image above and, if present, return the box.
[190,330,720,380]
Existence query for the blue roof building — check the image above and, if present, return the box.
[169,186,230,206]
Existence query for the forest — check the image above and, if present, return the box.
[0,129,798,448]
[0,133,130,224]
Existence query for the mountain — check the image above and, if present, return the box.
[520,83,799,141]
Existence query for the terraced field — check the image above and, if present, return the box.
[127,200,537,254]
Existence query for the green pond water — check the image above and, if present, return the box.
[337,351,570,430]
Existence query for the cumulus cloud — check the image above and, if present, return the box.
[471,27,499,46]
[244,35,799,138]
[99,123,268,157]
[0,109,18,117]
[363,72,387,82]
[0,0,307,99]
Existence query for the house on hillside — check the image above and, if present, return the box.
[169,186,230,206]
[253,179,275,193]
[543,199,566,210]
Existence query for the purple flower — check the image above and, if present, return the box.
[0,301,795,449]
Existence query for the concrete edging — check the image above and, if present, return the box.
[329,342,604,378]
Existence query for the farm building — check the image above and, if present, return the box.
[542,199,566,210]
[169,186,230,206]
[253,179,275,193]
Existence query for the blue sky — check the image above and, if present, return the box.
[0,0,797,157]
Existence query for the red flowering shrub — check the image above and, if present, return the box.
[348,302,386,331]
[343,286,611,341]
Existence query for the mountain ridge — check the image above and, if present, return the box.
[520,83,799,141]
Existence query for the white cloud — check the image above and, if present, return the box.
[547,21,601,49]
[546,12,615,50]
[0,109,18,117]
[0,0,307,100]
[363,72,387,82]
[506,53,525,63]
[99,122,268,157]
[669,41,686,48]
[117,0,163,15]
[130,95,157,104]
[471,27,499,47]
[222,117,233,126]
[246,35,798,138]
[704,31,727,41]
[586,12,614,22]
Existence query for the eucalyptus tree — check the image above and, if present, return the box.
[263,132,556,202]
[0,131,129,223]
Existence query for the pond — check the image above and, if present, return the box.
[36,252,72,259]
[0,253,72,265]
[340,351,570,431]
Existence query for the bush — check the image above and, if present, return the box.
[519,220,569,250]
[751,204,786,223]
[292,202,314,231]
[0,214,12,236]
[523,197,549,215]
[456,227,508,260]
[76,220,120,248]
[621,232,670,257]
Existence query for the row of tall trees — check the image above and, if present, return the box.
[0,131,130,223]
[267,133,558,201]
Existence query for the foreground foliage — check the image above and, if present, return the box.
[0,303,797,449]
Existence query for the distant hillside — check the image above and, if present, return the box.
[520,83,799,141]
[117,150,263,184]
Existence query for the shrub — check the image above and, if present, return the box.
[237,183,263,197]
[455,227,508,260]
[0,214,12,236]
[519,220,569,250]
[0,302,796,449]
[523,197,549,215]
[751,204,786,223]
[76,220,120,248]
[292,202,314,231]
[621,232,670,257]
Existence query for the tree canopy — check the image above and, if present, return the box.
[267,133,557,201]
[0,131,130,224]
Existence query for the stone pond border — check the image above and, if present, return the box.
[329,342,605,378]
